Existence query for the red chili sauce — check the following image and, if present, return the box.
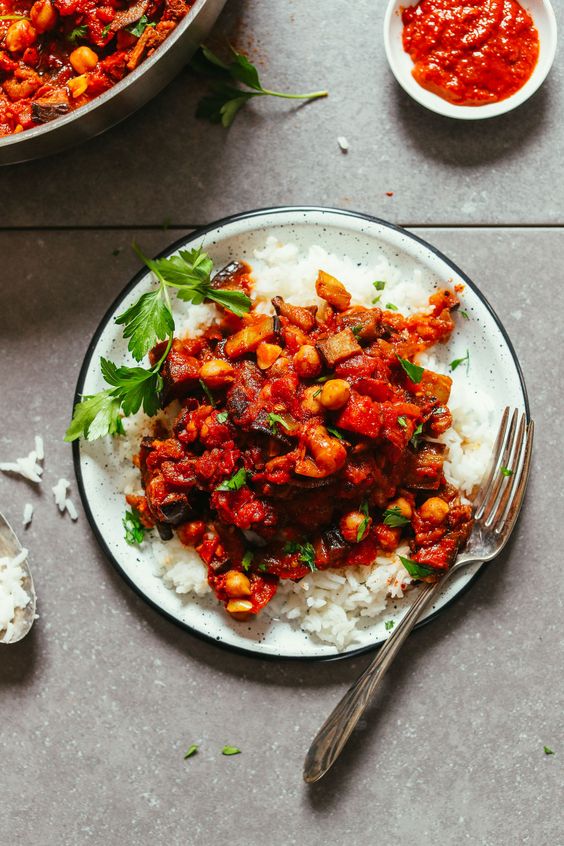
[401,0,540,106]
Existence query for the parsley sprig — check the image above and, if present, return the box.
[65,244,250,442]
[382,505,410,527]
[67,25,88,43]
[284,540,317,572]
[356,501,371,542]
[191,45,328,127]
[399,555,437,579]
[123,508,148,545]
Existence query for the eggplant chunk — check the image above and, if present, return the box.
[272,297,317,332]
[211,261,249,291]
[317,328,362,367]
[404,442,446,490]
[316,270,351,311]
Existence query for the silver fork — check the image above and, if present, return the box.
[303,407,534,783]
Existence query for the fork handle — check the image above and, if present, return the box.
[303,578,444,783]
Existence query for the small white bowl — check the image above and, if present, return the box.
[383,0,557,119]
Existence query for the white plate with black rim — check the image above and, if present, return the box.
[72,206,529,661]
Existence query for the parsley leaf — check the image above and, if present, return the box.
[397,356,424,384]
[313,387,322,398]
[101,22,112,38]
[500,466,513,477]
[184,744,198,759]
[356,501,371,542]
[385,620,395,631]
[64,391,123,442]
[383,505,410,527]
[373,280,386,291]
[191,45,328,127]
[123,509,147,545]
[351,325,362,338]
[385,302,398,311]
[410,423,424,449]
[127,14,155,37]
[326,425,344,440]
[460,310,469,320]
[216,410,229,423]
[67,24,87,43]
[284,541,317,571]
[115,289,174,362]
[241,551,253,572]
[372,296,381,305]
[397,416,408,429]
[100,357,163,417]
[399,555,437,579]
[267,412,291,432]
[222,746,241,756]
[199,379,216,407]
[449,350,470,373]
[216,467,249,492]
[544,746,555,755]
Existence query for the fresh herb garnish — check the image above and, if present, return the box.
[385,620,395,631]
[396,355,424,385]
[500,466,513,477]
[460,310,469,320]
[101,22,112,37]
[65,244,251,442]
[385,302,398,311]
[123,508,147,545]
[284,541,317,572]
[184,744,198,759]
[372,296,381,305]
[191,45,328,128]
[399,555,437,579]
[449,350,470,373]
[216,467,249,492]
[267,412,291,432]
[410,423,424,449]
[382,505,410,527]
[127,14,155,37]
[216,410,229,423]
[397,416,408,429]
[351,325,362,338]
[316,375,332,383]
[241,551,253,572]
[199,379,216,407]
[544,746,555,755]
[356,501,370,542]
[313,387,322,398]
[67,25,88,43]
[373,280,386,291]
[257,562,268,572]
[326,425,344,440]
[222,746,241,756]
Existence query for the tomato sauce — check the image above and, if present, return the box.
[401,0,540,106]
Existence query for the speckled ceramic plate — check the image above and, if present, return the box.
[73,207,529,661]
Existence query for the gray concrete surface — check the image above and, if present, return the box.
[1,1,563,844]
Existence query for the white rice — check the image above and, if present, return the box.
[124,236,495,650]
[52,478,70,511]
[0,442,44,484]
[65,499,78,521]
[0,548,31,643]
[23,503,34,528]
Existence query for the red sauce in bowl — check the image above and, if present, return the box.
[401,0,540,106]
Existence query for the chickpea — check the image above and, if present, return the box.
[340,510,371,544]
[199,359,234,389]
[419,497,449,526]
[256,341,282,370]
[226,599,254,620]
[5,20,37,53]
[224,570,252,598]
[67,74,88,98]
[268,356,289,377]
[320,379,350,410]
[69,46,98,74]
[388,496,412,520]
[293,344,322,379]
[30,0,57,32]
[301,385,323,415]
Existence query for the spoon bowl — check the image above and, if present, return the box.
[0,512,36,644]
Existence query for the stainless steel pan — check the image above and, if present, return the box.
[0,0,227,165]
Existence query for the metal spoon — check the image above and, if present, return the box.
[0,511,36,644]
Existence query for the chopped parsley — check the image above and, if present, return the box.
[313,387,322,398]
[410,423,424,449]
[396,355,424,384]
[241,551,253,572]
[460,310,469,320]
[326,424,344,440]
[267,412,291,432]
[216,467,249,492]
[284,541,317,572]
[123,509,147,545]
[399,555,437,579]
[385,302,398,311]
[222,746,241,756]
[127,14,156,37]
[385,620,395,631]
[397,416,408,429]
[184,744,198,759]
[382,505,410,527]
[372,296,381,305]
[351,325,362,338]
[101,22,112,38]
[500,466,513,477]
[67,25,87,43]
[449,350,470,373]
[544,746,555,756]
[216,410,229,423]
[373,280,386,291]
[316,375,332,383]
[199,379,216,407]
[356,501,371,542]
